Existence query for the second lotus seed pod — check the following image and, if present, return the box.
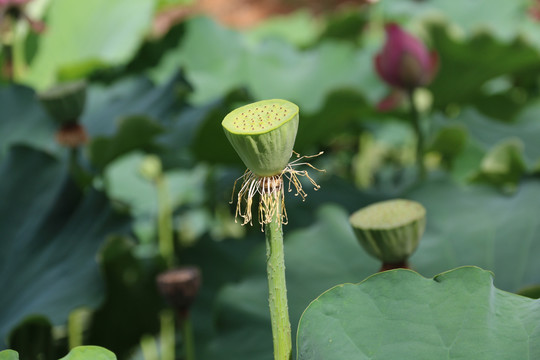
[38,81,87,126]
[349,199,426,265]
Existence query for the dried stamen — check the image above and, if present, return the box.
[229,151,325,230]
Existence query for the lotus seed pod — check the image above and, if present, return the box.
[222,99,299,177]
[349,199,426,264]
[38,81,87,126]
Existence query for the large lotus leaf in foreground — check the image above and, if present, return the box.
[0,146,130,347]
[297,267,540,359]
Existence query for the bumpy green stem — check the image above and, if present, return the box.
[265,205,292,360]
[408,89,426,180]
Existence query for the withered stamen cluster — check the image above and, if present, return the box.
[231,151,325,230]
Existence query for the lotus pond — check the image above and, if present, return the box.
[1,0,540,359]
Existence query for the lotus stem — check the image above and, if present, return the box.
[160,310,175,360]
[265,200,292,360]
[181,313,196,360]
[156,174,174,268]
[408,90,426,180]
[140,335,159,360]
[2,43,14,83]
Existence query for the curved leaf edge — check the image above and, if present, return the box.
[295,265,539,359]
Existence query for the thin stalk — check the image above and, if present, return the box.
[2,43,13,82]
[155,175,176,360]
[160,310,175,360]
[68,147,82,185]
[379,260,410,272]
[68,308,88,349]
[180,313,196,360]
[408,89,426,180]
[68,147,80,175]
[140,335,159,360]
[156,175,174,268]
[67,146,92,188]
[265,201,292,360]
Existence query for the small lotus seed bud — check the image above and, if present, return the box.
[139,155,162,181]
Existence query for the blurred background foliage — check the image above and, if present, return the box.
[1,0,540,359]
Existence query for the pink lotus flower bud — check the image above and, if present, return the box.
[0,0,33,9]
[0,0,31,6]
[1,0,45,34]
[374,23,438,90]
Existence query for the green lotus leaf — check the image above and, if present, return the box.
[23,0,155,89]
[88,116,164,171]
[471,138,527,192]
[153,17,381,112]
[59,346,116,360]
[0,350,18,360]
[0,146,129,347]
[452,107,540,169]
[297,267,540,359]
[0,85,58,159]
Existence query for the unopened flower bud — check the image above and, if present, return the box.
[374,23,438,90]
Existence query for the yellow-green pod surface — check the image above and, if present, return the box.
[349,199,426,263]
[222,99,299,177]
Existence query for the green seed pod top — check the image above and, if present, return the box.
[38,81,87,126]
[222,99,299,177]
[349,199,426,263]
